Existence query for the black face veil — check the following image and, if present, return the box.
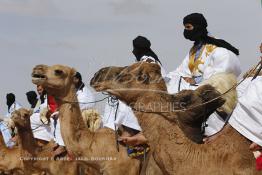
[183,13,239,55]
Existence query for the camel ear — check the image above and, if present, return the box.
[71,68,77,78]
[196,85,219,101]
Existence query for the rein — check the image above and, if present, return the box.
[57,96,110,105]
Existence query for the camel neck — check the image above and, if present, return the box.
[57,85,93,153]
[133,93,195,145]
[16,126,39,155]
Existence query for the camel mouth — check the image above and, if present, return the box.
[31,73,47,84]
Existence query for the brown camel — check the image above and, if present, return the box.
[0,127,24,174]
[31,64,141,175]
[11,108,79,175]
[90,62,260,175]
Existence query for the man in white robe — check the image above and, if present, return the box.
[0,93,22,147]
[103,36,168,146]
[229,76,262,147]
[229,43,262,149]
[30,85,53,143]
[166,13,242,136]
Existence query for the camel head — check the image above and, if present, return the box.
[31,64,76,99]
[173,84,225,143]
[11,108,31,130]
[90,62,167,104]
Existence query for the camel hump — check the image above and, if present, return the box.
[81,109,101,132]
[201,72,237,115]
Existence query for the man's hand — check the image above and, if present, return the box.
[183,77,196,84]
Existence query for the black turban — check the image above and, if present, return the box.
[26,91,38,108]
[183,13,208,28]
[132,36,162,64]
[133,36,151,49]
[26,91,37,100]
[6,93,15,108]
[183,13,239,55]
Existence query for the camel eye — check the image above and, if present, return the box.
[137,73,150,84]
[55,69,64,76]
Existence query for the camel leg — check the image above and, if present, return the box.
[153,146,174,175]
[145,156,163,175]
[101,159,140,175]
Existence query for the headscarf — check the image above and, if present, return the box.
[6,93,15,110]
[26,91,38,108]
[183,13,239,55]
[132,36,162,64]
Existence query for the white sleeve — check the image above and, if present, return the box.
[203,48,242,80]
[174,53,192,77]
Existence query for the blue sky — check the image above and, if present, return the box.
[0,0,261,114]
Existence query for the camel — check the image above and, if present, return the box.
[0,127,24,174]
[90,62,260,175]
[11,108,79,175]
[31,64,141,175]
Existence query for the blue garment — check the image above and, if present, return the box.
[0,121,15,147]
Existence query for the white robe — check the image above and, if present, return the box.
[102,98,141,131]
[166,45,242,136]
[30,98,53,142]
[5,102,22,118]
[166,46,241,94]
[51,117,65,146]
[100,56,166,132]
[1,102,22,147]
[30,113,53,141]
[229,76,262,146]
[76,86,95,110]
